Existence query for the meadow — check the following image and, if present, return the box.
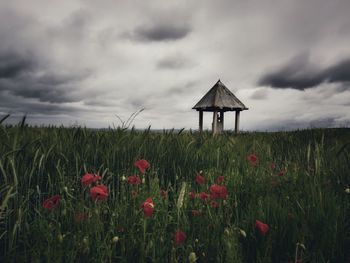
[0,121,349,262]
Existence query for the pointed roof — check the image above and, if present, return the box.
[192,80,248,111]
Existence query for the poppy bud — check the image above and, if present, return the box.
[188,252,197,263]
[239,229,247,238]
[345,188,350,194]
[195,238,199,243]
[112,236,119,243]
[142,178,145,184]
[83,237,89,246]
[62,208,67,216]
[224,228,230,235]
[58,234,64,243]
[63,186,68,193]
[121,176,126,181]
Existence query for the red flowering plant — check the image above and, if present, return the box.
[195,174,205,185]
[81,173,102,187]
[209,184,228,199]
[255,220,269,236]
[134,159,150,174]
[198,192,210,200]
[189,191,197,199]
[127,175,141,185]
[90,185,109,201]
[174,230,186,246]
[247,153,258,167]
[141,198,154,218]
[215,176,224,185]
[43,195,61,210]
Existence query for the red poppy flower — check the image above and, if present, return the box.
[255,220,269,236]
[134,159,150,174]
[127,175,141,185]
[210,200,219,208]
[160,190,168,198]
[216,176,224,184]
[74,212,89,223]
[90,185,109,201]
[141,198,154,218]
[191,210,201,216]
[43,195,61,210]
[189,192,196,199]
[199,192,210,200]
[247,153,258,166]
[277,169,287,176]
[174,230,186,246]
[81,173,101,186]
[209,184,228,199]
[195,175,205,185]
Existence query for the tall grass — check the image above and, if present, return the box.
[0,123,349,262]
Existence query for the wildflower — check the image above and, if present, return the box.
[131,190,138,198]
[209,184,228,199]
[141,198,154,218]
[277,169,287,176]
[198,192,210,200]
[134,159,150,174]
[210,200,219,208]
[247,153,258,166]
[127,175,141,185]
[195,175,205,185]
[81,173,101,186]
[74,212,89,223]
[43,195,61,210]
[90,185,108,201]
[188,252,197,263]
[112,236,119,243]
[189,191,196,199]
[216,176,224,184]
[191,210,201,216]
[255,220,269,236]
[270,162,276,170]
[160,190,168,198]
[174,230,186,246]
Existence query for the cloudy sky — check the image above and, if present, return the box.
[1,0,350,131]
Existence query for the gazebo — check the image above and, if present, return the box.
[192,79,248,134]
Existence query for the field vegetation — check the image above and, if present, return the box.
[0,119,349,262]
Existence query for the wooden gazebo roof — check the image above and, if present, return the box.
[192,80,248,111]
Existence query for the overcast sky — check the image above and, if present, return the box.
[1,0,350,131]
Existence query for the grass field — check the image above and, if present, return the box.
[0,122,349,262]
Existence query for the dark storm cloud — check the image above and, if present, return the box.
[130,23,191,42]
[0,51,35,78]
[258,55,350,90]
[0,48,91,104]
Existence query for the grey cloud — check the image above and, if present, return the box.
[258,55,350,90]
[130,22,191,42]
[250,88,268,100]
[0,51,35,78]
[156,55,194,69]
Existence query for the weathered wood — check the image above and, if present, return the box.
[220,111,224,131]
[213,110,218,135]
[199,111,203,132]
[235,110,240,134]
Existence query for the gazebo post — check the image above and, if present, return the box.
[213,110,218,135]
[199,110,203,132]
[235,110,240,134]
[220,111,224,131]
